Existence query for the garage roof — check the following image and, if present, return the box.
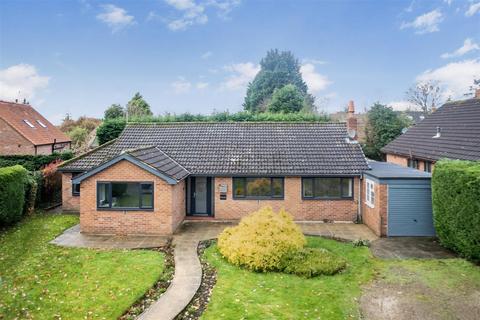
[365,160,431,179]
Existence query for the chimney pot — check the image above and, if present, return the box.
[475,88,480,99]
[348,100,355,114]
[347,100,358,140]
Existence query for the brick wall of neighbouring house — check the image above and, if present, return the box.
[0,118,35,155]
[62,172,80,212]
[361,178,388,236]
[213,177,360,221]
[386,153,435,172]
[35,144,54,155]
[79,160,185,235]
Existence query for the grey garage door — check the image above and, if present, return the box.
[388,184,435,236]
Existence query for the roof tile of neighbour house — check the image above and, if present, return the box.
[60,122,369,176]
[0,100,71,145]
[382,98,480,161]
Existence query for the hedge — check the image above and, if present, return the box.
[432,160,480,261]
[96,111,330,144]
[0,165,29,226]
[0,152,73,171]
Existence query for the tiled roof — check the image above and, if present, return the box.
[0,100,71,145]
[382,98,480,161]
[60,122,369,176]
[128,146,190,181]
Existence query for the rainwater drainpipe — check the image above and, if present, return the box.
[357,174,363,223]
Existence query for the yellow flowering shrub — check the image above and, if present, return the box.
[218,206,306,272]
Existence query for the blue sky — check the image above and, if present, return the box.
[0,0,479,123]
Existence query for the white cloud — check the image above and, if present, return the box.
[441,38,480,58]
[388,101,419,111]
[302,58,327,65]
[196,82,209,89]
[444,0,452,5]
[96,4,135,32]
[400,9,444,34]
[222,62,260,90]
[146,11,159,22]
[201,51,212,59]
[164,0,240,30]
[300,63,331,93]
[466,2,480,16]
[416,59,480,99]
[0,64,49,102]
[171,77,192,94]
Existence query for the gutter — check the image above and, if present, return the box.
[357,174,363,223]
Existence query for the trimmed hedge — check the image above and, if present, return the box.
[432,160,480,261]
[96,119,127,145]
[0,165,29,226]
[0,152,73,171]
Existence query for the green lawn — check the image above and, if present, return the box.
[202,237,375,319]
[0,214,165,320]
[202,237,480,320]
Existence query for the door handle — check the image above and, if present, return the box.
[193,192,196,198]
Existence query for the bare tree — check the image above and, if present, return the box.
[406,80,444,115]
[465,79,480,97]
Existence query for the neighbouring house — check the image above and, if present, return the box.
[0,100,71,155]
[330,101,367,142]
[59,119,372,234]
[382,91,480,172]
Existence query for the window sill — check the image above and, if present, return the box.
[302,197,354,201]
[365,202,375,209]
[96,208,154,212]
[232,197,285,201]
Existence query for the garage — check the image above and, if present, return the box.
[362,161,434,237]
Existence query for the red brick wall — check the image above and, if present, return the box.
[213,177,360,222]
[79,160,185,235]
[0,118,35,155]
[386,153,435,172]
[361,178,388,236]
[62,172,80,212]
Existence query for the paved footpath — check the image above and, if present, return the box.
[137,221,376,320]
[137,222,232,320]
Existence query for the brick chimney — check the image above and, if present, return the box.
[347,100,358,140]
[475,88,480,99]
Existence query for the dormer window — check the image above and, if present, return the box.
[36,120,47,128]
[23,120,35,128]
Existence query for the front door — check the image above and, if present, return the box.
[189,177,212,216]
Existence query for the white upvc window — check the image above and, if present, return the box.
[365,179,375,208]
[36,120,47,128]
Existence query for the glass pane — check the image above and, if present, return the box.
[195,177,207,214]
[303,178,313,197]
[272,178,283,197]
[246,178,271,197]
[233,178,246,197]
[112,183,140,208]
[341,179,353,197]
[141,183,153,193]
[72,183,80,194]
[314,178,341,198]
[97,183,110,207]
[141,193,153,208]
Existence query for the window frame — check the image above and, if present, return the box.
[408,158,419,169]
[71,172,81,196]
[424,161,432,173]
[301,177,354,200]
[365,178,375,208]
[232,177,285,200]
[96,181,154,211]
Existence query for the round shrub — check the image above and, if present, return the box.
[218,206,306,272]
[280,248,346,277]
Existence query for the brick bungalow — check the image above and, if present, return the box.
[382,92,480,172]
[59,114,375,235]
[0,100,71,155]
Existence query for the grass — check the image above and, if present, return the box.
[202,237,375,319]
[201,237,480,320]
[0,214,165,320]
